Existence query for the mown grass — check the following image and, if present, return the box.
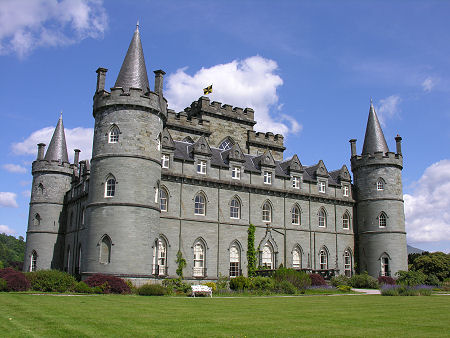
[0,293,449,337]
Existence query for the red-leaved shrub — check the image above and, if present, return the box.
[309,273,327,286]
[378,276,396,285]
[0,268,30,291]
[84,274,130,294]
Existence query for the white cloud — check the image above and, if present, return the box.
[376,95,401,126]
[0,225,16,235]
[422,77,435,92]
[2,163,27,174]
[0,0,107,57]
[0,192,18,208]
[165,56,301,136]
[404,159,450,244]
[22,190,31,198]
[12,126,94,162]
[20,180,31,187]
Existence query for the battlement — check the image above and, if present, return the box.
[248,130,285,150]
[351,151,403,171]
[32,159,73,175]
[166,109,211,135]
[186,96,256,125]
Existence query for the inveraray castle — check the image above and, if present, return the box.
[23,26,408,283]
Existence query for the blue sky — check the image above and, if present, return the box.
[0,0,449,252]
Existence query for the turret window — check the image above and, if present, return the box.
[30,250,37,272]
[379,212,387,227]
[377,179,384,191]
[152,237,167,276]
[33,214,41,226]
[105,176,116,197]
[381,255,390,276]
[109,126,119,143]
[99,235,112,264]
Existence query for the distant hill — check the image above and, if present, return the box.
[407,244,426,255]
[0,233,25,270]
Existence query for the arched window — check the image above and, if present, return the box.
[342,212,350,230]
[152,237,167,276]
[160,187,168,212]
[193,242,205,277]
[33,213,41,226]
[262,243,273,269]
[109,125,119,143]
[30,250,37,272]
[379,212,387,227]
[194,193,206,215]
[229,244,241,277]
[262,201,272,223]
[291,205,300,225]
[219,137,234,150]
[319,248,328,270]
[157,133,161,151]
[344,250,352,277]
[230,197,241,219]
[99,235,111,264]
[318,208,327,227]
[292,247,301,269]
[105,175,116,197]
[377,178,384,191]
[380,254,390,276]
[38,183,44,194]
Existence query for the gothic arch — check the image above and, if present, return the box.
[192,236,208,250]
[258,230,279,253]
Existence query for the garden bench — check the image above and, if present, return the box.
[191,285,212,297]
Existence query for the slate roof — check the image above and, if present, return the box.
[44,115,69,163]
[362,102,389,154]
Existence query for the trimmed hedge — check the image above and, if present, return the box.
[26,270,77,292]
[273,268,311,290]
[0,268,30,291]
[350,273,379,289]
[84,274,130,294]
[330,275,351,287]
[138,284,168,296]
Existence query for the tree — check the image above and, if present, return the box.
[411,252,450,282]
[0,234,26,269]
[247,224,257,277]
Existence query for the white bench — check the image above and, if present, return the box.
[191,285,212,297]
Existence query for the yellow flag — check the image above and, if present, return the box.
[203,85,212,95]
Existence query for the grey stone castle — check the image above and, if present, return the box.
[23,26,407,283]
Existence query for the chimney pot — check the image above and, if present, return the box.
[96,67,108,92]
[154,69,166,95]
[349,139,357,157]
[37,143,46,160]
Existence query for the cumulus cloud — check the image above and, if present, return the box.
[0,225,16,235]
[0,0,107,57]
[404,159,450,244]
[165,56,301,136]
[12,126,94,162]
[422,77,436,92]
[376,95,401,126]
[0,192,18,208]
[2,164,27,174]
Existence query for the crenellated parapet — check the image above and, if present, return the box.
[351,151,403,171]
[166,109,211,137]
[32,159,73,176]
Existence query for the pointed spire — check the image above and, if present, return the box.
[44,115,69,163]
[114,24,150,92]
[362,101,389,154]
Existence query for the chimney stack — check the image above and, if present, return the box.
[154,70,166,95]
[37,143,46,160]
[395,135,402,155]
[349,139,357,157]
[74,149,81,167]
[96,67,108,92]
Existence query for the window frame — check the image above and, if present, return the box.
[319,249,328,270]
[292,247,301,269]
[229,244,241,277]
[379,212,387,228]
[318,208,327,228]
[381,256,390,276]
[344,250,352,277]
[159,187,168,212]
[343,185,349,197]
[231,166,241,180]
[193,242,205,277]
[108,126,119,144]
[197,160,207,174]
[342,212,350,230]
[161,154,170,169]
[291,205,300,225]
[318,181,326,193]
[30,251,37,272]
[194,193,206,216]
[105,176,116,198]
[377,179,384,191]
[263,171,272,185]
[230,197,241,219]
[292,176,301,189]
[99,235,112,264]
[262,201,272,223]
[261,243,274,269]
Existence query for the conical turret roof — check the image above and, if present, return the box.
[44,115,69,162]
[114,24,150,92]
[362,102,389,155]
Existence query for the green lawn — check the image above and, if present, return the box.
[0,293,449,337]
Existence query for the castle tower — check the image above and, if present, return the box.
[83,24,167,279]
[24,116,73,271]
[350,102,407,278]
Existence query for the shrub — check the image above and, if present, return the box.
[378,276,396,285]
[381,285,399,296]
[27,270,77,293]
[74,281,94,294]
[84,274,130,294]
[337,285,352,292]
[309,273,326,286]
[396,270,427,286]
[202,282,217,292]
[251,276,275,290]
[162,278,191,293]
[350,273,378,289]
[273,268,311,290]
[229,276,251,290]
[0,278,7,291]
[216,274,229,290]
[0,268,30,291]
[414,285,433,296]
[274,280,297,294]
[138,283,167,296]
[441,279,450,291]
[425,274,440,287]
[331,275,351,287]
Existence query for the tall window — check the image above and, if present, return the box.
[292,248,301,269]
[105,176,116,197]
[77,245,82,273]
[231,166,241,180]
[379,212,387,227]
[381,256,390,276]
[318,208,326,227]
[30,250,37,272]
[344,250,352,277]
[197,160,207,174]
[291,205,300,225]
[193,242,205,277]
[292,176,300,189]
[263,171,272,184]
[33,213,41,226]
[343,212,350,230]
[262,201,272,223]
[152,238,167,276]
[66,246,71,272]
[38,183,44,194]
[230,197,240,219]
[262,243,273,269]
[318,181,326,193]
[377,179,384,191]
[157,134,161,151]
[161,154,170,168]
[81,208,85,225]
[109,126,119,143]
[99,235,111,264]
[343,185,349,197]
[319,249,328,270]
[229,245,240,277]
[194,193,206,215]
[160,188,168,212]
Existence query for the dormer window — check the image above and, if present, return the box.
[343,185,349,197]
[264,171,272,185]
[219,138,233,150]
[197,160,207,174]
[109,126,119,143]
[318,181,326,193]
[161,154,170,169]
[292,176,300,189]
[232,167,241,180]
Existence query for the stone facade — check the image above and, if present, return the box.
[23,27,407,282]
